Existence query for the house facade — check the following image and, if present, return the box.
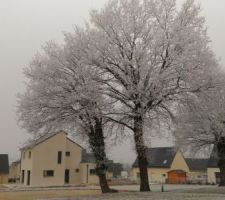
[131,147,189,183]
[20,131,122,187]
[185,158,208,184]
[0,154,9,184]
[207,147,220,184]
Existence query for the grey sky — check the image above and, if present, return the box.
[0,0,224,164]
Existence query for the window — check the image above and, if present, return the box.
[23,152,25,159]
[90,169,96,175]
[65,151,70,157]
[75,169,79,173]
[28,151,31,159]
[43,170,54,177]
[163,160,167,164]
[57,151,62,164]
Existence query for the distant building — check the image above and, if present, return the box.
[0,154,9,184]
[9,160,21,183]
[80,150,123,182]
[20,131,122,187]
[131,147,189,183]
[185,158,208,184]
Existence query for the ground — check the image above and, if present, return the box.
[1,185,225,200]
[0,188,100,200]
[57,191,225,200]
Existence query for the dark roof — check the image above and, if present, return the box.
[208,146,218,168]
[81,150,112,163]
[81,150,123,177]
[132,147,177,168]
[0,154,9,174]
[185,158,208,171]
[107,162,123,176]
[81,150,96,163]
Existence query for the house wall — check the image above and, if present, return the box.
[131,167,169,183]
[20,148,33,186]
[79,163,99,184]
[148,168,170,183]
[170,151,189,172]
[187,171,207,183]
[207,168,220,184]
[65,139,82,185]
[31,132,67,187]
[0,174,8,184]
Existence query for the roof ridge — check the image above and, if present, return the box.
[20,131,67,150]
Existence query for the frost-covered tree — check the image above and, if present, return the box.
[17,40,116,193]
[175,87,225,186]
[73,0,219,191]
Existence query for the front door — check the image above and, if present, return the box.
[27,170,31,186]
[65,169,70,184]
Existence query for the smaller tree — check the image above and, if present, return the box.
[175,87,225,186]
[17,39,116,193]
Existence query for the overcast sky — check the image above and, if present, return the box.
[0,0,225,164]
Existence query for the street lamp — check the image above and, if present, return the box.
[161,174,166,192]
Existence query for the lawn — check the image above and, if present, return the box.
[62,189,225,200]
[1,185,225,200]
[0,189,100,200]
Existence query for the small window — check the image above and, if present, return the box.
[58,151,62,164]
[75,169,79,173]
[163,160,167,164]
[43,170,54,177]
[23,152,26,159]
[28,151,31,159]
[65,151,70,157]
[90,169,96,175]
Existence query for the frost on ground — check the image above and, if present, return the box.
[45,190,225,200]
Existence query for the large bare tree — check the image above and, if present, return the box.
[73,0,218,191]
[175,87,225,186]
[17,40,116,193]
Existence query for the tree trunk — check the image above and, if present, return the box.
[89,118,117,193]
[133,112,151,192]
[217,137,225,186]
